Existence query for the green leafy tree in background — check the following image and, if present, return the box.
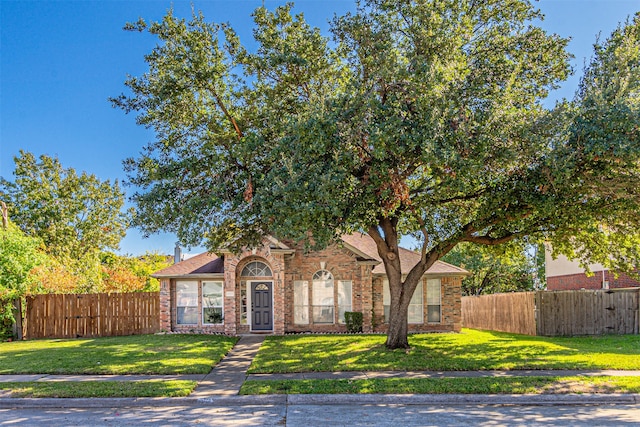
[0,221,46,337]
[442,242,544,296]
[114,1,640,348]
[0,151,131,292]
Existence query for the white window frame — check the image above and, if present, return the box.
[382,278,424,324]
[294,280,310,325]
[312,270,334,324]
[426,278,442,323]
[202,281,224,325]
[176,281,198,325]
[337,280,352,324]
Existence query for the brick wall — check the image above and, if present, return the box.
[283,241,373,333]
[547,270,640,291]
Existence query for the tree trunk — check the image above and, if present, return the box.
[385,294,410,349]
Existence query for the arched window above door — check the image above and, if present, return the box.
[240,261,272,277]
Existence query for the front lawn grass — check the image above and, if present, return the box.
[240,376,640,395]
[0,334,238,375]
[0,380,197,398]
[249,329,640,373]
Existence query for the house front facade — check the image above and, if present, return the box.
[152,233,469,335]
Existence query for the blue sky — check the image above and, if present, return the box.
[1,0,638,256]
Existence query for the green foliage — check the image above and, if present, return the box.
[0,222,46,336]
[0,151,132,292]
[442,242,542,295]
[114,2,640,347]
[100,251,171,292]
[344,311,363,333]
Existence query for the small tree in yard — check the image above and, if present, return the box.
[113,1,640,348]
[0,220,46,338]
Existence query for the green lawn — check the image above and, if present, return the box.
[249,329,640,373]
[240,376,640,395]
[0,334,238,375]
[0,380,197,398]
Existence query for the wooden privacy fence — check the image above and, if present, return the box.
[26,292,159,339]
[462,288,640,336]
[461,292,537,336]
[536,289,639,336]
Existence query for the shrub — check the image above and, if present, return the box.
[344,312,363,333]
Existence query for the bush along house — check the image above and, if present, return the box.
[152,233,469,335]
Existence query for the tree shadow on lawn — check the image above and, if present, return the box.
[252,330,640,373]
[0,334,237,375]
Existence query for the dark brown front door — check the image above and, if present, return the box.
[251,282,273,331]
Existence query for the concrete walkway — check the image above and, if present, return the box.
[189,334,265,397]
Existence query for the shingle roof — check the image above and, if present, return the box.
[152,234,469,278]
[152,252,224,277]
[340,233,469,276]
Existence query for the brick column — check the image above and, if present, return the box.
[159,279,171,331]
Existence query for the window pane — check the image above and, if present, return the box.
[312,280,334,305]
[410,280,423,305]
[177,307,198,325]
[427,278,441,323]
[241,261,272,277]
[427,279,441,304]
[427,305,441,323]
[202,281,223,307]
[240,285,247,325]
[203,307,224,324]
[294,281,309,325]
[312,306,334,324]
[408,280,423,323]
[312,277,334,324]
[202,281,223,325]
[337,281,352,324]
[176,281,198,307]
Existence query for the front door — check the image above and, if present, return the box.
[251,281,273,331]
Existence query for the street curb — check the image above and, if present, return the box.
[1,393,638,409]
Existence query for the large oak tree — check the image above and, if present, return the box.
[113,1,640,348]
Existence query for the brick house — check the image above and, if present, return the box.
[545,248,640,290]
[152,233,469,335]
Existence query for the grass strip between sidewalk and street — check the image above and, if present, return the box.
[0,334,238,375]
[249,329,640,373]
[0,380,197,398]
[240,376,640,395]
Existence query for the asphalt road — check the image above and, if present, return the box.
[2,403,640,426]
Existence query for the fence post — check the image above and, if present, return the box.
[11,298,23,340]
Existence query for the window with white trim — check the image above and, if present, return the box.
[312,270,334,323]
[176,281,198,325]
[382,279,423,324]
[293,280,309,324]
[241,261,272,277]
[337,280,352,324]
[202,281,224,324]
[408,280,423,324]
[426,278,442,323]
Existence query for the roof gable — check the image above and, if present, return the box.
[340,233,469,276]
[152,252,223,277]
